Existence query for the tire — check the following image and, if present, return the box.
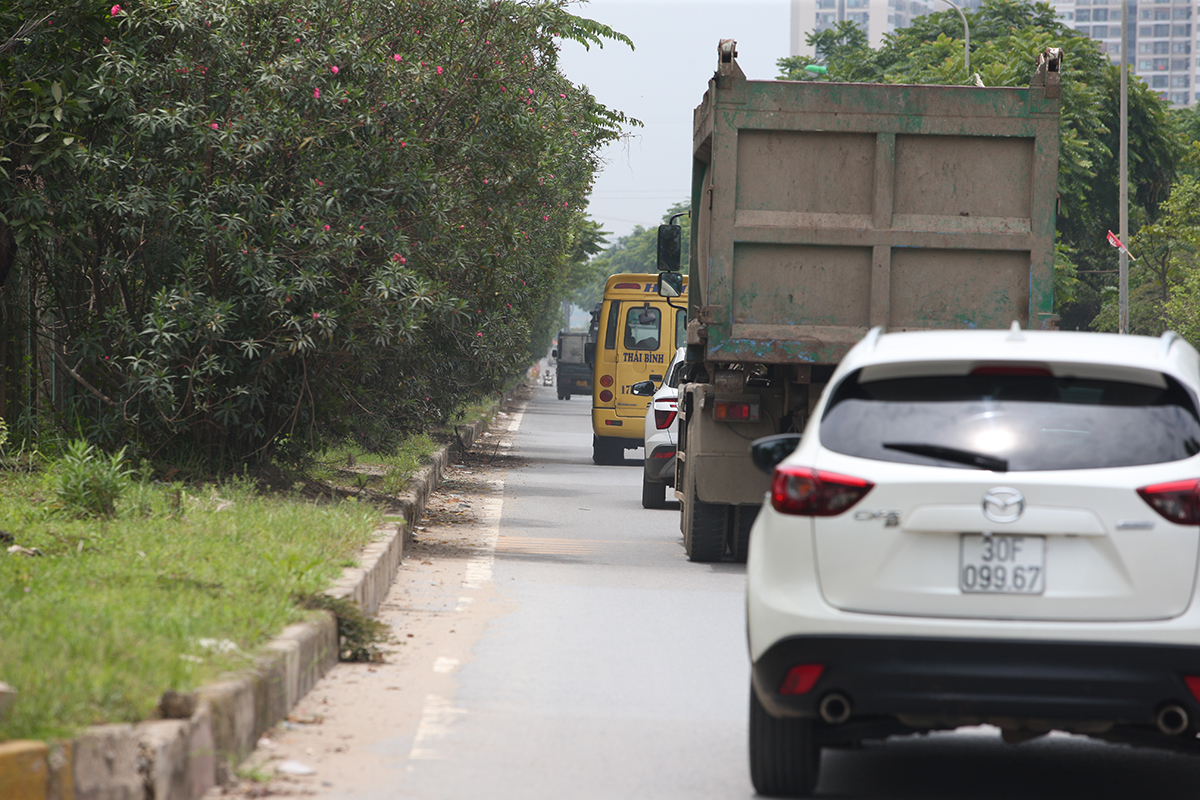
[642,475,667,509]
[684,470,727,562]
[732,504,759,563]
[749,684,821,798]
[592,435,624,466]
[564,392,571,400]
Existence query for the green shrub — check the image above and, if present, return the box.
[50,439,134,518]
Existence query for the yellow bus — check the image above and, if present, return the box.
[589,273,688,465]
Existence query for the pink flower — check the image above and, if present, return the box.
[528,88,533,95]
[330,66,339,74]
[399,141,406,147]
[294,38,300,43]
[559,93,566,99]
[500,85,506,93]
[110,4,121,15]
[476,332,483,337]
[323,225,330,231]
[210,122,219,129]
[312,312,320,319]
[436,66,443,75]
[313,87,320,98]
[393,54,402,61]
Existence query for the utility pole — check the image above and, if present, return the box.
[1119,0,1129,334]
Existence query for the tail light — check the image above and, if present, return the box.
[771,466,873,516]
[1138,479,1200,525]
[654,403,677,429]
[780,664,825,695]
[599,375,614,387]
[599,390,613,403]
[714,400,758,422]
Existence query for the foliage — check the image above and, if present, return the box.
[49,439,133,518]
[299,592,392,662]
[0,0,634,463]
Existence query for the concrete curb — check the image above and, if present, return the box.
[1,401,505,800]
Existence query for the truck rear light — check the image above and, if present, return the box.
[771,466,873,516]
[654,408,677,429]
[612,282,642,290]
[604,419,623,426]
[1137,479,1200,525]
[779,664,825,695]
[599,375,614,387]
[714,400,758,422]
[599,390,614,403]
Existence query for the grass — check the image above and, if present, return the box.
[0,467,385,742]
[0,394,505,743]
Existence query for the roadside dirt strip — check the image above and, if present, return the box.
[202,404,525,798]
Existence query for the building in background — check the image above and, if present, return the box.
[791,0,1196,107]
[1054,0,1193,107]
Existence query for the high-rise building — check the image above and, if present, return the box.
[1056,0,1194,107]
[790,0,942,55]
[791,0,1196,107]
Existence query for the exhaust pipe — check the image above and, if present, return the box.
[1157,705,1189,736]
[818,693,852,725]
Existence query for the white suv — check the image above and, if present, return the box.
[746,326,1200,797]
[636,347,687,509]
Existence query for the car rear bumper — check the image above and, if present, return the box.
[643,445,676,483]
[752,634,1200,730]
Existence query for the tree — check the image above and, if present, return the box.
[0,0,636,461]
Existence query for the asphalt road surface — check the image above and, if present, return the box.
[211,379,1200,799]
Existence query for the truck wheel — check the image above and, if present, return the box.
[641,475,666,509]
[749,684,820,798]
[592,435,624,466]
[732,505,759,563]
[563,392,571,400]
[684,474,726,562]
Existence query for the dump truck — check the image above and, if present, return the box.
[553,330,592,400]
[660,41,1062,562]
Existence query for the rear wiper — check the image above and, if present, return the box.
[882,442,1009,472]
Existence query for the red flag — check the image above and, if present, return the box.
[1106,230,1137,260]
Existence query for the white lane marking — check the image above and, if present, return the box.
[454,596,474,612]
[507,409,524,432]
[408,694,467,760]
[461,481,502,589]
[433,657,460,674]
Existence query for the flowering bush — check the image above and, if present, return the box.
[0,0,631,462]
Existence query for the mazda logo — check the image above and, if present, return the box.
[982,487,1024,523]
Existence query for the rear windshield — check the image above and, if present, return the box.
[820,370,1200,471]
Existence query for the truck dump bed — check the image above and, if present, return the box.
[690,43,1061,365]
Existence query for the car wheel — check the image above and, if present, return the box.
[642,475,666,509]
[749,684,820,798]
[684,470,726,562]
[592,435,624,466]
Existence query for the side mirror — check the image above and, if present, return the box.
[657,224,682,271]
[750,433,803,475]
[584,342,595,366]
[630,380,656,397]
[657,271,684,299]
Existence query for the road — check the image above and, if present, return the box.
[211,379,1200,799]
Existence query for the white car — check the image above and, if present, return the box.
[746,325,1200,797]
[633,347,687,509]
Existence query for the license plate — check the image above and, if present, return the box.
[576,380,588,387]
[959,534,1045,594]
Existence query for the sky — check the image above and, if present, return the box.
[557,1,792,245]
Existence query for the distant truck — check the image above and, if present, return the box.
[553,330,592,401]
[659,41,1063,562]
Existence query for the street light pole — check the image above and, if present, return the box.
[1119,0,1129,334]
[938,0,970,76]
